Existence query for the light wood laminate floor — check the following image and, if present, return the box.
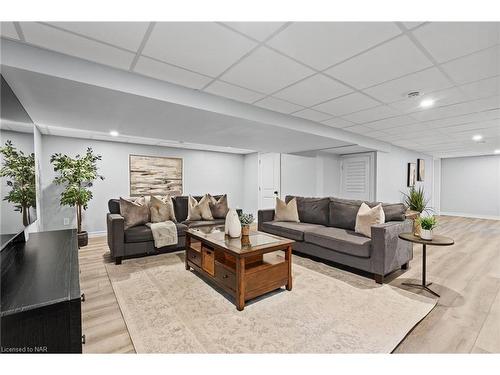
[79,216,500,353]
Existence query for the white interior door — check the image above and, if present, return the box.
[258,153,281,209]
[340,153,375,201]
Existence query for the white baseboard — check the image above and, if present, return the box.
[439,212,500,221]
[88,230,107,237]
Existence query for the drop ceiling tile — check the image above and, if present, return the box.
[413,22,500,63]
[134,56,212,89]
[254,96,304,114]
[389,87,467,114]
[325,35,432,89]
[321,118,355,128]
[273,74,352,106]
[143,22,257,77]
[383,122,431,134]
[441,46,500,84]
[221,46,314,94]
[20,22,135,69]
[47,22,150,51]
[341,105,401,124]
[364,115,417,130]
[411,96,500,122]
[402,22,425,29]
[459,76,500,100]
[313,92,380,116]
[1,22,19,40]
[344,124,373,134]
[222,22,285,41]
[204,80,265,103]
[363,67,452,103]
[266,22,401,70]
[443,119,500,133]
[421,110,500,129]
[292,109,332,122]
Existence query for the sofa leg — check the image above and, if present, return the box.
[401,262,409,270]
[374,274,384,284]
[115,256,122,265]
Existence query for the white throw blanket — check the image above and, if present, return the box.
[146,221,178,248]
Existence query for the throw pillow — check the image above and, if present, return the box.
[208,194,229,219]
[187,194,214,221]
[355,202,385,238]
[119,197,150,229]
[150,195,177,223]
[274,197,300,222]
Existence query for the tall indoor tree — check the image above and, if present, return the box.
[51,147,104,247]
[0,140,36,227]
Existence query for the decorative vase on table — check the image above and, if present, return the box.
[420,229,433,240]
[241,225,250,236]
[225,209,241,238]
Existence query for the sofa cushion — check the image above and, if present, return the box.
[182,219,226,228]
[329,199,361,230]
[124,223,187,243]
[304,227,372,258]
[381,203,406,222]
[108,199,121,214]
[208,194,229,219]
[261,221,325,241]
[286,196,330,225]
[173,195,222,222]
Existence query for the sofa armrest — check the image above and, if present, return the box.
[107,213,125,259]
[371,219,413,276]
[257,209,275,231]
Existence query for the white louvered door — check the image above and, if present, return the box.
[340,153,375,201]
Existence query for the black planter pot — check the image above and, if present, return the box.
[78,231,88,248]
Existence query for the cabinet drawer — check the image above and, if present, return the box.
[202,246,215,276]
[187,248,201,267]
[215,262,236,291]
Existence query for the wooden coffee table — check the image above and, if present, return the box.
[398,232,454,297]
[185,225,294,311]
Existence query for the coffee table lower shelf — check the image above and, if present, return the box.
[185,239,292,311]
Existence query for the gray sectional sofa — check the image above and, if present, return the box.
[107,195,226,264]
[258,196,413,283]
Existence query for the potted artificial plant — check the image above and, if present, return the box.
[401,186,431,236]
[51,148,104,247]
[0,140,36,226]
[239,212,254,236]
[416,216,437,240]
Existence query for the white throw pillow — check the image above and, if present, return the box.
[355,202,385,238]
[187,194,214,221]
[274,197,300,222]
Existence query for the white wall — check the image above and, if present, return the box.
[39,135,245,233]
[242,152,258,216]
[280,153,317,198]
[441,155,500,219]
[316,152,341,197]
[376,146,434,206]
[432,158,441,215]
[0,129,35,234]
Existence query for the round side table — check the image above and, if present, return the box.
[398,232,454,297]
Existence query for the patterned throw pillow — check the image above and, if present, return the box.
[119,197,150,229]
[150,195,177,223]
[208,194,229,219]
[355,202,385,238]
[274,197,300,222]
[187,194,214,221]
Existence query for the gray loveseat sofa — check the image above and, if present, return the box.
[107,195,226,264]
[258,196,413,283]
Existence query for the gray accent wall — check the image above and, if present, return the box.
[39,135,245,234]
[441,155,500,219]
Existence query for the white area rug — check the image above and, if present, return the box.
[106,252,436,353]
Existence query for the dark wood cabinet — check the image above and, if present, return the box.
[0,230,82,353]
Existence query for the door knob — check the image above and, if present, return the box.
[273,191,278,195]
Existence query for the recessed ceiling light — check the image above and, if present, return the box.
[110,130,119,137]
[494,149,500,154]
[419,99,435,108]
[472,134,483,142]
